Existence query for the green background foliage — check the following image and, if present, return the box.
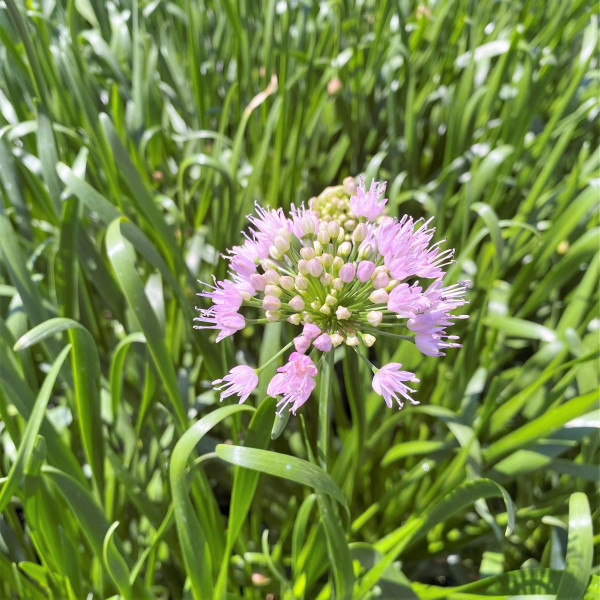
[0,0,598,598]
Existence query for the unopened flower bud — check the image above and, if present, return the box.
[261,259,277,271]
[320,304,331,315]
[321,253,333,267]
[345,219,357,231]
[313,333,333,352]
[287,314,301,325]
[263,295,281,311]
[357,260,376,282]
[367,310,383,326]
[289,295,305,311]
[359,243,375,258]
[294,335,311,353]
[345,335,359,346]
[297,259,309,275]
[328,220,340,239]
[265,284,282,297]
[320,273,333,286]
[343,176,357,195]
[332,256,344,271]
[336,306,351,320]
[279,275,294,291]
[369,289,389,304]
[269,245,282,260]
[307,258,323,277]
[353,223,368,242]
[301,216,316,236]
[337,241,352,257]
[249,273,266,291]
[310,300,321,310]
[332,278,344,291]
[318,228,330,245]
[264,269,280,284]
[362,334,376,347]
[312,241,323,255]
[295,274,309,290]
[325,294,337,306]
[372,270,390,289]
[331,333,344,347]
[274,235,290,254]
[339,263,356,283]
[265,310,280,322]
[300,246,315,260]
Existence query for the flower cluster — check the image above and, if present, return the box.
[196,177,468,414]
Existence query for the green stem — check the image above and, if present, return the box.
[255,341,293,373]
[317,351,334,470]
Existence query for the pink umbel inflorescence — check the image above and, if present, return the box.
[196,177,468,413]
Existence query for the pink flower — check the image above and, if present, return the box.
[388,283,427,317]
[194,279,246,341]
[194,308,245,342]
[303,323,321,339]
[293,335,311,354]
[313,333,332,352]
[372,363,420,409]
[247,203,291,259]
[213,365,258,404]
[290,203,318,238]
[356,260,376,282]
[267,352,318,414]
[349,177,388,221]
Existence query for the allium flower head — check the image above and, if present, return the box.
[212,365,259,404]
[196,176,468,413]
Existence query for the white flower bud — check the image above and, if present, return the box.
[325,294,337,306]
[312,241,323,255]
[265,310,280,322]
[310,300,321,310]
[372,270,390,289]
[301,216,316,236]
[295,274,309,290]
[345,335,359,346]
[327,220,340,239]
[366,310,383,326]
[332,256,344,271]
[362,334,376,347]
[289,295,305,311]
[287,314,301,325]
[336,306,351,320]
[337,241,352,257]
[263,269,280,284]
[261,259,277,271]
[331,333,344,347]
[274,235,290,254]
[320,273,333,286]
[369,289,389,304]
[332,278,344,291]
[353,223,368,242]
[297,259,309,275]
[265,284,282,297]
[320,253,333,267]
[269,245,282,260]
[318,228,330,245]
[279,275,294,291]
[319,304,331,315]
[263,296,281,311]
[300,246,316,260]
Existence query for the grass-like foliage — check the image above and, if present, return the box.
[0,0,598,598]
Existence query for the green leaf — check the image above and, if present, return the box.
[170,404,254,600]
[0,344,71,512]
